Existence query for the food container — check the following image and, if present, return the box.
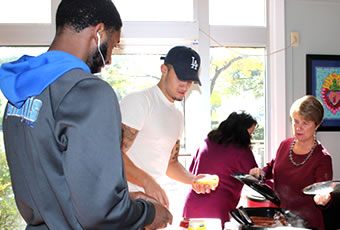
[179,218,222,230]
[229,207,307,229]
[188,219,206,230]
[180,219,190,229]
[230,172,308,229]
[194,174,219,190]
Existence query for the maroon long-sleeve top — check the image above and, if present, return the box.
[182,138,258,226]
[263,138,332,230]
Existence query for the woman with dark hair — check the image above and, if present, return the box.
[182,111,258,226]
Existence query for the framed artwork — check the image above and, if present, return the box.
[306,54,340,131]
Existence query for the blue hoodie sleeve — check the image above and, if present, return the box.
[54,76,155,229]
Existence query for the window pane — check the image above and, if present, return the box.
[112,0,193,21]
[0,0,51,23]
[210,47,265,166]
[101,54,161,101]
[209,0,266,26]
[0,47,48,62]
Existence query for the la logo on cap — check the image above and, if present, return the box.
[191,56,199,70]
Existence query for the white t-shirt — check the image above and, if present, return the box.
[120,85,184,192]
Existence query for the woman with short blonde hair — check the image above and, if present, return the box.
[250,95,332,230]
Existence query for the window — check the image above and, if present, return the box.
[209,0,266,26]
[0,0,51,23]
[101,54,161,101]
[0,47,48,61]
[210,47,266,166]
[112,0,194,21]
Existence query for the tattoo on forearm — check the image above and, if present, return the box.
[170,140,180,161]
[121,124,138,152]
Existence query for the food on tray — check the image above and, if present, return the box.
[194,175,219,189]
[188,219,206,230]
[250,212,287,227]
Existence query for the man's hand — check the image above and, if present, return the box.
[143,177,169,208]
[145,200,173,230]
[121,124,169,207]
[192,174,219,194]
[130,191,158,203]
[130,192,172,230]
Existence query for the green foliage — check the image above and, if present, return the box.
[0,141,24,229]
[100,55,160,102]
[253,125,264,140]
[210,54,264,102]
[0,100,3,126]
[210,48,265,140]
[0,76,22,227]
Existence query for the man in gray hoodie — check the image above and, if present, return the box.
[0,0,172,229]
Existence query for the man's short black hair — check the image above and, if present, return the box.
[56,0,122,33]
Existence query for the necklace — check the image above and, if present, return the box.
[289,138,317,167]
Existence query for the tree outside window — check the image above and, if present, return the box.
[210,47,265,166]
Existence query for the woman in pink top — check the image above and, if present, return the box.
[182,111,258,227]
[250,95,333,230]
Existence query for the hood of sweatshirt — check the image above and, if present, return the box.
[0,50,90,108]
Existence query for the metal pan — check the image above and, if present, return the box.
[232,172,281,207]
[230,207,308,229]
[302,180,340,195]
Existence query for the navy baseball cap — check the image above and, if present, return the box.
[162,46,201,85]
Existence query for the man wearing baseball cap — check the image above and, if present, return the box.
[119,46,217,209]
[162,46,201,86]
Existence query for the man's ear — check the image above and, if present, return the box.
[161,64,169,74]
[94,23,105,39]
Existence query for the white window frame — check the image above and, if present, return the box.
[0,0,286,162]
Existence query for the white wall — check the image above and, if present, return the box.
[285,0,340,179]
